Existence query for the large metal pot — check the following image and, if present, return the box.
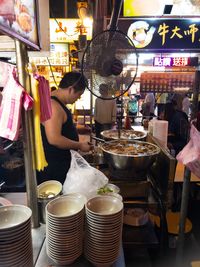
[1,157,25,187]
[100,129,147,141]
[100,140,160,178]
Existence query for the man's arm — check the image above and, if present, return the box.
[43,101,91,152]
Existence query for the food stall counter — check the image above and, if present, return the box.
[0,192,125,267]
[174,162,199,183]
[35,241,125,267]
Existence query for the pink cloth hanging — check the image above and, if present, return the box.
[0,69,33,141]
[34,74,52,122]
[0,62,13,87]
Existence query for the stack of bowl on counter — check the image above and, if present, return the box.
[0,205,33,267]
[37,179,123,266]
[84,195,124,266]
[46,194,86,265]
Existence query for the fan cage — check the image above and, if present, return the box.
[81,29,138,100]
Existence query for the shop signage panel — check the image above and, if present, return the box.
[30,43,69,66]
[123,0,165,16]
[0,0,40,50]
[50,19,93,43]
[106,17,200,52]
[153,57,199,67]
[140,72,195,93]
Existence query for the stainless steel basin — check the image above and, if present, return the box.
[100,140,160,179]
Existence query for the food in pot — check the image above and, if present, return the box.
[38,191,56,199]
[2,159,23,169]
[101,129,146,140]
[102,140,159,156]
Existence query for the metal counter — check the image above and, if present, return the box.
[1,192,125,267]
[35,240,125,267]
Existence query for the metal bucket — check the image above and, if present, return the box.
[37,180,62,223]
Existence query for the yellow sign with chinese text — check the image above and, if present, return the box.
[49,19,93,43]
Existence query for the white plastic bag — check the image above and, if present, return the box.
[63,150,108,199]
[176,125,200,178]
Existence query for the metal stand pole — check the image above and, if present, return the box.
[175,168,191,266]
[176,70,200,266]
[15,40,39,228]
[90,80,93,143]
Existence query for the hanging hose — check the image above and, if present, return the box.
[108,0,123,31]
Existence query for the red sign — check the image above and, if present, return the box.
[153,57,198,67]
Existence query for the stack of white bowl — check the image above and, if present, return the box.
[0,205,33,267]
[46,194,86,266]
[84,195,123,267]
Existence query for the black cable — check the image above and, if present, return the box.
[46,57,59,88]
[0,58,16,66]
[50,7,79,37]
[47,7,83,86]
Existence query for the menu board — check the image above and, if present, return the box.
[0,0,40,50]
[30,43,69,66]
[140,72,195,93]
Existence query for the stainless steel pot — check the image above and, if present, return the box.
[100,129,147,141]
[100,140,160,175]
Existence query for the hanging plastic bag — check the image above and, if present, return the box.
[63,150,109,199]
[176,124,200,178]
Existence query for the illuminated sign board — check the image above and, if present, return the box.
[140,72,195,93]
[153,57,199,67]
[49,19,93,43]
[0,0,40,50]
[106,17,200,51]
[123,0,164,16]
[31,43,69,66]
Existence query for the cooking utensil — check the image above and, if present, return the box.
[91,136,109,144]
[0,181,5,190]
[100,140,160,176]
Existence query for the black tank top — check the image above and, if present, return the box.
[38,96,79,184]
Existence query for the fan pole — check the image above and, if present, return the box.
[108,0,123,31]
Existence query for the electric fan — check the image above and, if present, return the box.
[81,28,138,100]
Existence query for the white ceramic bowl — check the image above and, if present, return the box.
[65,193,87,205]
[106,184,120,194]
[86,196,123,216]
[0,205,32,230]
[0,197,12,206]
[46,195,85,218]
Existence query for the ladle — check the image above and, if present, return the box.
[0,181,5,190]
[91,136,110,144]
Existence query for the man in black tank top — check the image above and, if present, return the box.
[37,72,92,185]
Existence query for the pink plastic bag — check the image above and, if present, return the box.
[0,70,33,141]
[176,125,200,178]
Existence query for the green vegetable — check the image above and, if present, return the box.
[97,186,113,194]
